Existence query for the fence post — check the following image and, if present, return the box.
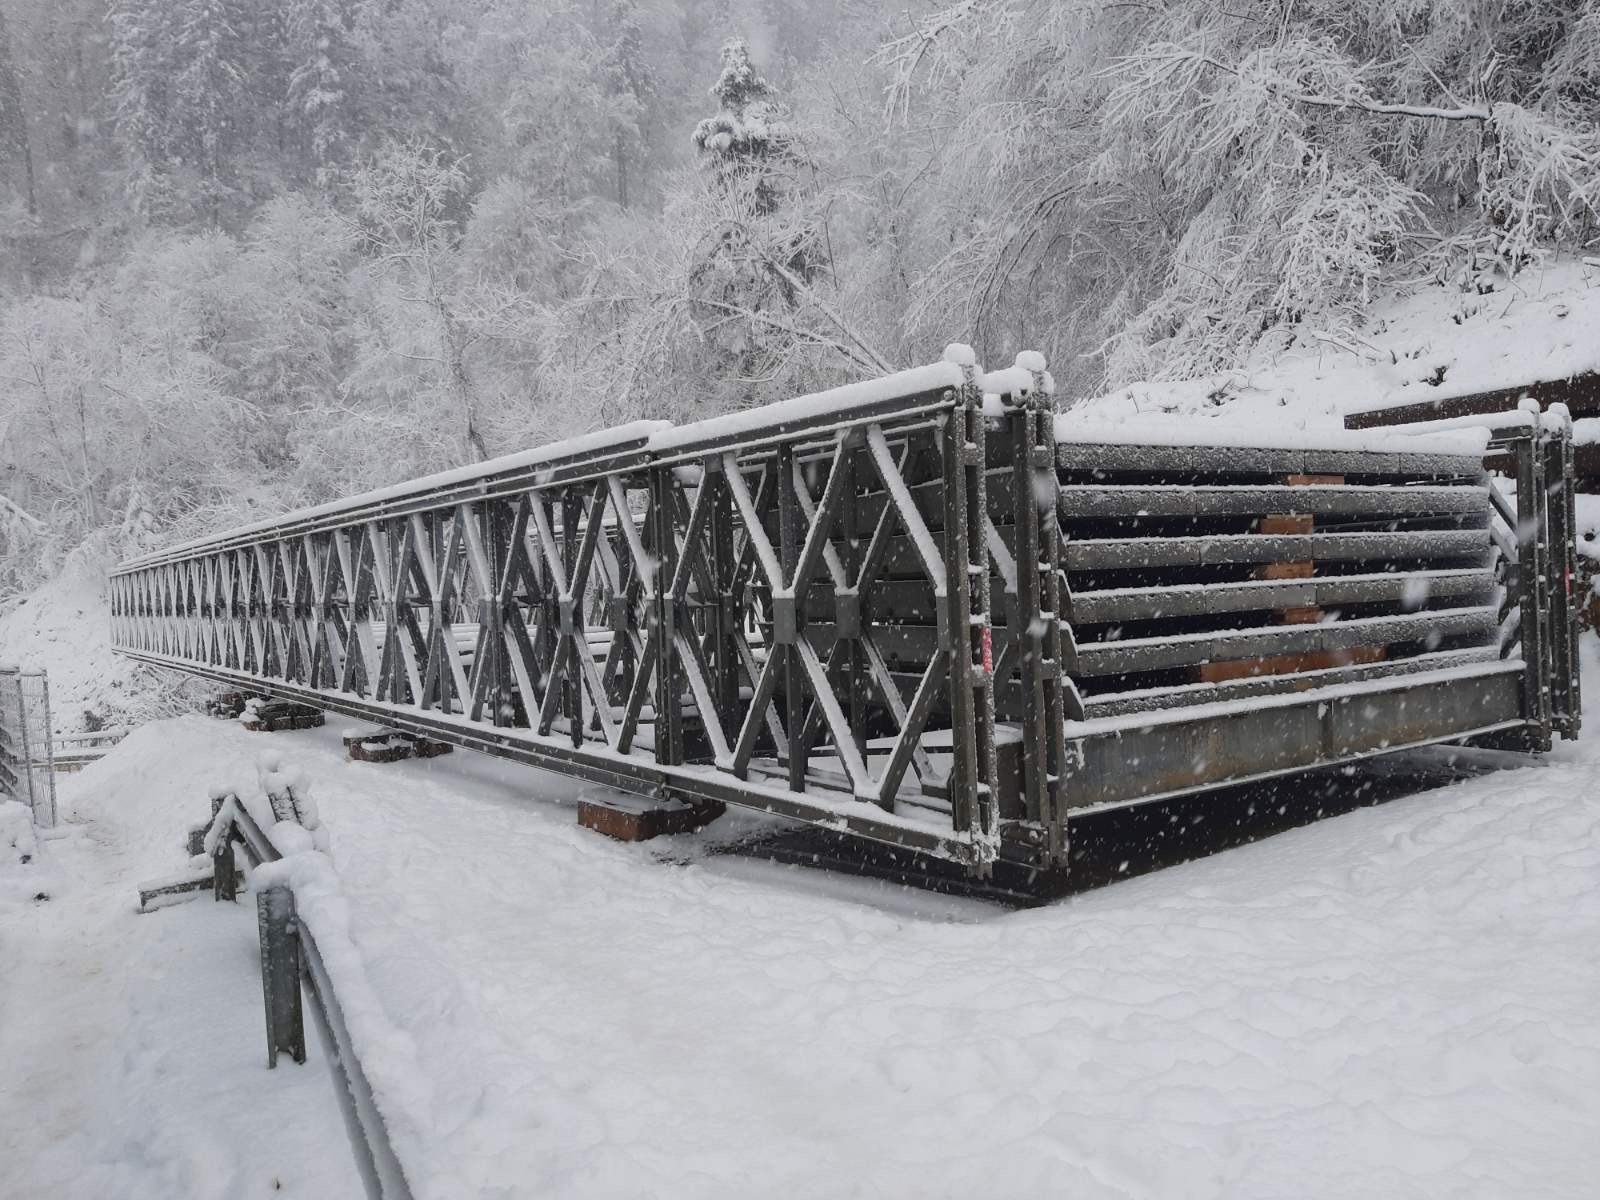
[257,883,306,1068]
[35,674,56,827]
[13,672,35,819]
[213,832,238,902]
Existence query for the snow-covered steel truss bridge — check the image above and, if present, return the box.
[109,351,1582,876]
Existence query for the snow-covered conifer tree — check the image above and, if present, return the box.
[601,0,653,209]
[693,38,791,214]
[285,0,361,187]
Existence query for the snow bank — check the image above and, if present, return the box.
[0,797,60,907]
[1077,257,1600,431]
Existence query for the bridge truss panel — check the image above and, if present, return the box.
[110,362,1579,875]
[112,372,1007,871]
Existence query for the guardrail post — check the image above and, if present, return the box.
[210,792,239,901]
[257,882,306,1068]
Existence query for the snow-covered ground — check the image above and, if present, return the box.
[0,760,361,1197]
[6,641,1598,1198]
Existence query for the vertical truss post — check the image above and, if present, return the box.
[839,447,867,767]
[1541,409,1581,738]
[561,491,581,747]
[649,467,683,768]
[776,443,807,792]
[257,883,306,1068]
[705,456,740,724]
[1512,434,1553,749]
[481,504,506,726]
[942,357,999,872]
[1009,355,1072,866]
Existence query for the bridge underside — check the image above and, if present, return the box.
[111,355,1582,875]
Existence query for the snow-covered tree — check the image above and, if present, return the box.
[693,38,792,213]
[285,0,362,187]
[109,0,263,224]
[350,140,492,466]
[0,10,36,219]
[679,39,841,405]
[601,0,653,209]
[879,0,1600,389]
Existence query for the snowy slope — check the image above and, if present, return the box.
[1077,258,1600,432]
[0,542,190,733]
[20,643,1598,1200]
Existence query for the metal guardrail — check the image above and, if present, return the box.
[49,726,129,771]
[108,355,1582,875]
[214,797,415,1200]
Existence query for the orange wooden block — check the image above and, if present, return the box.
[1256,561,1315,580]
[1194,645,1386,684]
[1284,474,1345,486]
[577,797,725,842]
[1257,513,1314,535]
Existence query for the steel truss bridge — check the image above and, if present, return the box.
[110,351,1582,876]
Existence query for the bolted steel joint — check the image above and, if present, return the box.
[559,597,581,636]
[772,594,802,645]
[834,591,861,639]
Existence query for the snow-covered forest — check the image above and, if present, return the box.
[1,0,1598,602]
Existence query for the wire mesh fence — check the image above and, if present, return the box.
[0,666,57,827]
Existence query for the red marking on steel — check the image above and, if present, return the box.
[981,625,993,674]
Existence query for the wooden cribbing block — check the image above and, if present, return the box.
[1197,473,1394,682]
[577,795,725,842]
[1250,476,1345,615]
[1256,513,1314,535]
[349,736,414,764]
[346,730,454,762]
[410,736,453,759]
[242,700,325,732]
[207,691,254,719]
[1196,645,1386,684]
